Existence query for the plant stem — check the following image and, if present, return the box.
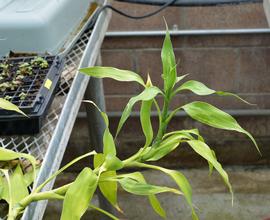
[154,94,170,145]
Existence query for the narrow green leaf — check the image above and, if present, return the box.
[140,99,153,149]
[0,98,27,116]
[187,140,233,201]
[182,101,260,155]
[61,168,98,220]
[84,101,116,156]
[0,147,37,184]
[175,80,254,105]
[118,177,181,196]
[80,66,145,86]
[161,23,177,93]
[135,163,198,220]
[176,74,189,84]
[116,86,161,137]
[0,169,12,217]
[208,150,216,176]
[118,172,166,218]
[89,203,119,220]
[94,153,105,169]
[103,155,123,171]
[36,151,96,193]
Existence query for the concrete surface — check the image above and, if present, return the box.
[44,166,270,220]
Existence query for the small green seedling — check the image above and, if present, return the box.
[19,92,27,100]
[0,28,260,220]
[31,56,49,69]
[0,63,10,77]
[17,62,32,76]
[4,95,12,101]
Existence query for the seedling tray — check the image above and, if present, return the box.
[0,55,63,135]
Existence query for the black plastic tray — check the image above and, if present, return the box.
[0,55,63,135]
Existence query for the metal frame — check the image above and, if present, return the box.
[106,28,270,37]
[21,3,111,219]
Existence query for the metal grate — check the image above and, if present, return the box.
[0,28,92,161]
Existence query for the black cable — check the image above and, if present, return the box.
[99,0,177,20]
[86,0,177,31]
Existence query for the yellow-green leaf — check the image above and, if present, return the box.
[116,86,161,137]
[0,147,37,184]
[84,101,116,156]
[61,168,98,220]
[161,23,177,93]
[99,171,120,211]
[175,80,254,105]
[80,66,145,86]
[118,176,181,196]
[0,98,26,116]
[2,165,29,205]
[117,172,166,218]
[140,99,153,150]
[182,101,260,155]
[136,163,198,220]
[187,140,233,202]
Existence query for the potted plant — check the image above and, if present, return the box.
[0,28,260,220]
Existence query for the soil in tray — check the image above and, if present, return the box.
[0,56,54,114]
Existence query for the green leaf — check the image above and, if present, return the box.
[176,74,189,84]
[103,155,123,171]
[99,171,120,211]
[94,153,105,169]
[175,80,254,105]
[0,98,27,116]
[61,168,98,220]
[140,99,153,149]
[135,163,198,220]
[84,101,116,156]
[161,23,177,93]
[118,177,181,196]
[0,147,37,184]
[89,203,119,220]
[118,172,166,218]
[182,101,260,155]
[80,66,145,86]
[93,154,120,209]
[36,151,96,193]
[2,165,29,205]
[116,86,161,137]
[0,169,12,218]
[187,140,233,201]
[143,129,203,161]
[208,150,216,176]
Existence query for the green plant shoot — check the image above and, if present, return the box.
[0,27,259,220]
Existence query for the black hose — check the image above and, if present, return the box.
[115,0,262,6]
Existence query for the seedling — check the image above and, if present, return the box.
[17,62,32,76]
[19,92,27,100]
[0,30,260,220]
[31,56,49,69]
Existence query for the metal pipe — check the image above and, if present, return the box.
[106,28,270,37]
[78,109,270,118]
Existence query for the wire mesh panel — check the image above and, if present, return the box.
[0,28,92,164]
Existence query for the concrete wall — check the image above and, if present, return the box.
[66,1,270,169]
